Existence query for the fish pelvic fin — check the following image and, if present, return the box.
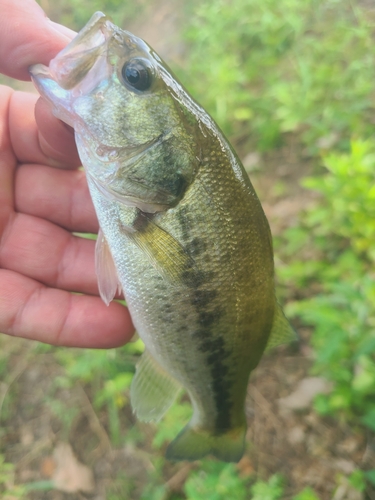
[131,350,181,422]
[165,423,246,463]
[265,302,298,352]
[95,228,122,305]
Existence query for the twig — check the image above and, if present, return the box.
[76,384,112,453]
[0,357,29,422]
[166,463,196,492]
[249,385,281,430]
[15,437,52,469]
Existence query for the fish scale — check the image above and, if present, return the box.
[30,11,295,462]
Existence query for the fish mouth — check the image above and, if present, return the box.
[35,12,112,92]
[29,12,123,126]
[30,11,174,214]
[31,51,174,214]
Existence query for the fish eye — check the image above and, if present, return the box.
[121,58,152,91]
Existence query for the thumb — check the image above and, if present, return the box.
[0,0,75,81]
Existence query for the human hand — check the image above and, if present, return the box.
[0,0,134,347]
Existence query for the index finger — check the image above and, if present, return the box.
[9,90,81,169]
[0,0,75,81]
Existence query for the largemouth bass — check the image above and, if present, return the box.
[30,12,294,462]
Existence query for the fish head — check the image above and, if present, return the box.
[30,12,202,213]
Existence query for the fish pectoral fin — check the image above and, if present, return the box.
[130,214,196,285]
[265,303,298,352]
[130,350,181,422]
[95,228,122,305]
[166,423,246,463]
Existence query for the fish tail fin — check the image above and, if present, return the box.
[165,423,246,463]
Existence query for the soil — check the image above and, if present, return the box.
[2,327,375,499]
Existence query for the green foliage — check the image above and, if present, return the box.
[282,140,375,429]
[0,454,27,498]
[152,397,192,449]
[106,472,136,500]
[139,482,169,500]
[0,454,54,497]
[37,0,146,31]
[303,140,375,260]
[51,339,144,444]
[184,462,249,500]
[0,347,8,380]
[182,0,375,151]
[250,474,284,500]
[365,469,375,486]
[293,487,320,500]
[55,338,143,389]
[348,469,366,492]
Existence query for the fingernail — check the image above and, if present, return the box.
[47,20,76,41]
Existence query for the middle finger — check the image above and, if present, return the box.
[0,212,99,295]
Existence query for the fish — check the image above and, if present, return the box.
[30,12,295,462]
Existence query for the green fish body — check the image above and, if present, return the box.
[30,12,294,462]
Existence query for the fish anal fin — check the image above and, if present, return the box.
[266,303,298,352]
[130,350,181,422]
[166,423,246,463]
[95,228,122,306]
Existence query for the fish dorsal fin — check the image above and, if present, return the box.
[131,349,181,422]
[95,228,122,305]
[265,303,298,352]
[129,214,196,286]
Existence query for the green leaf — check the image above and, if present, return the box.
[365,470,375,486]
[348,470,366,492]
[251,474,284,500]
[184,462,248,500]
[293,487,320,500]
[361,408,375,431]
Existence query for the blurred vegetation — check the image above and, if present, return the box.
[38,0,147,30]
[2,0,375,498]
[282,141,375,433]
[181,0,375,152]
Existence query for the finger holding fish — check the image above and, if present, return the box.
[0,0,75,81]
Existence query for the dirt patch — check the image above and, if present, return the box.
[1,333,374,499]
